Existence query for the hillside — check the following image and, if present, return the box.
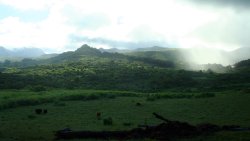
[0,44,175,68]
[0,45,250,91]
[229,47,250,63]
[0,46,45,61]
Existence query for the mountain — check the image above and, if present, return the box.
[75,44,102,55]
[1,44,250,72]
[0,44,175,69]
[235,59,250,67]
[230,47,250,63]
[0,46,45,59]
[37,53,58,59]
[1,44,250,91]
[12,48,45,58]
[99,48,130,53]
[134,46,169,52]
[0,46,10,56]
[47,44,105,63]
[128,46,250,66]
[99,46,170,53]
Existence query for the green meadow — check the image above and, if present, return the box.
[1,46,250,140]
[0,89,250,141]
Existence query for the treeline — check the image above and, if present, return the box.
[0,45,250,92]
[0,45,175,69]
[1,59,250,92]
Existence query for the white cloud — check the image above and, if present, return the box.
[0,0,52,10]
[0,0,249,53]
[0,4,74,52]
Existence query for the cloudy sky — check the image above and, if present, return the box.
[0,0,250,53]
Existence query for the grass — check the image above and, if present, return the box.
[0,90,250,141]
[0,89,215,110]
[0,89,140,110]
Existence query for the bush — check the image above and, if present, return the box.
[27,115,36,120]
[86,94,100,100]
[30,85,47,92]
[53,100,66,106]
[123,122,132,126]
[195,92,215,98]
[103,117,113,125]
[106,94,116,99]
[146,95,156,101]
[60,95,86,101]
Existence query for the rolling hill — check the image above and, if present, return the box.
[0,46,45,61]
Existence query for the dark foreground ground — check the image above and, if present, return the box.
[0,89,250,141]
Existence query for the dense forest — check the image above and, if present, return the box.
[0,44,249,92]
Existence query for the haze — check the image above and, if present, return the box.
[0,0,250,64]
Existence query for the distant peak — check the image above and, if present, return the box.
[75,44,101,55]
[77,44,96,51]
[80,44,91,48]
[0,46,7,50]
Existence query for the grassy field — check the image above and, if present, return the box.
[0,90,250,141]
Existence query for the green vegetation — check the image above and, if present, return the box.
[0,89,217,111]
[0,90,250,141]
[0,45,250,140]
[0,45,249,92]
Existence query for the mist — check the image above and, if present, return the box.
[1,0,250,65]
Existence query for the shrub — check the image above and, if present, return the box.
[53,100,66,106]
[30,85,47,92]
[241,88,250,94]
[146,93,160,101]
[27,115,36,120]
[123,122,132,126]
[103,117,113,126]
[146,96,156,101]
[195,92,215,98]
[60,95,86,101]
[106,94,116,99]
[86,94,100,100]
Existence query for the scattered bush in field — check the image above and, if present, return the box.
[86,94,99,100]
[35,109,43,114]
[106,94,116,99]
[0,97,53,110]
[136,102,142,106]
[146,96,156,101]
[35,108,48,114]
[3,96,10,100]
[60,93,103,101]
[195,92,215,98]
[146,92,215,101]
[146,94,160,101]
[60,94,87,101]
[123,122,132,126]
[30,85,47,92]
[43,109,48,114]
[96,112,101,120]
[103,117,113,125]
[16,99,40,106]
[53,100,66,106]
[27,115,36,119]
[241,88,250,94]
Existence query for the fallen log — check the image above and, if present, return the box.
[153,112,172,123]
[54,113,250,140]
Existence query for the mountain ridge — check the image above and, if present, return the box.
[0,46,45,58]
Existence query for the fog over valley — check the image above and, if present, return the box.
[1,0,250,65]
[1,1,250,141]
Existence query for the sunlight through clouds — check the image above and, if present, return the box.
[0,0,250,53]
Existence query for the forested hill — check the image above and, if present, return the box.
[0,44,174,68]
[0,46,45,59]
[0,44,249,91]
[234,59,250,72]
